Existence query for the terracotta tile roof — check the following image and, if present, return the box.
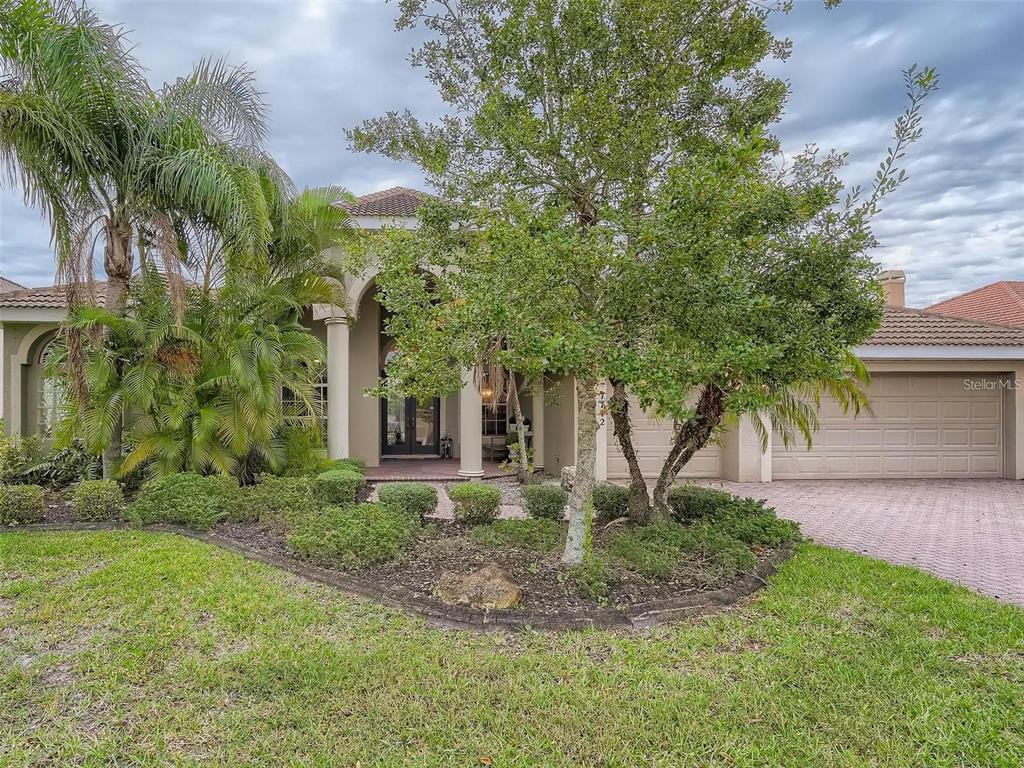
[0,275,26,293]
[0,282,108,309]
[864,305,1024,347]
[339,186,429,217]
[925,281,1024,327]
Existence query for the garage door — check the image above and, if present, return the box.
[607,394,720,479]
[772,373,1003,479]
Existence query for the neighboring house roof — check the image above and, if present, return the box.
[925,281,1024,327]
[864,305,1024,347]
[0,275,26,293]
[0,282,108,309]
[339,186,429,217]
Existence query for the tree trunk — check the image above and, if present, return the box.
[563,376,598,565]
[651,385,726,516]
[101,212,133,479]
[608,379,652,523]
[507,374,530,481]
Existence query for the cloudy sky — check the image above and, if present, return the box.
[0,0,1021,307]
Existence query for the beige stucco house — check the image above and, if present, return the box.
[2,187,1024,481]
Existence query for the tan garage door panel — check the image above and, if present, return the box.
[607,394,720,479]
[772,373,1003,479]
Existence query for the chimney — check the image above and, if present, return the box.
[879,269,906,307]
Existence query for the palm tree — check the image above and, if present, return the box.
[48,186,356,479]
[1,0,287,474]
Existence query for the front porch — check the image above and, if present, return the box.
[365,459,507,481]
[310,277,570,479]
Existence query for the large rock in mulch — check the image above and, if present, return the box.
[435,564,522,610]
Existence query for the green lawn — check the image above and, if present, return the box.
[1,532,1021,767]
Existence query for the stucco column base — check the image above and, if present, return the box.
[720,413,771,482]
[458,368,484,477]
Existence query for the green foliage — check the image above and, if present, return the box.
[314,469,365,506]
[567,557,612,601]
[54,270,334,482]
[376,483,437,524]
[72,480,123,522]
[448,482,501,525]
[592,483,630,522]
[0,483,45,525]
[709,497,802,548]
[226,475,317,527]
[128,473,239,531]
[287,503,418,566]
[0,436,100,488]
[280,426,328,477]
[520,484,566,521]
[608,520,753,580]
[324,458,367,475]
[667,485,735,522]
[469,518,562,552]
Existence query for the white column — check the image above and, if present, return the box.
[325,317,350,460]
[457,368,484,477]
[8,354,21,436]
[531,380,545,471]
[595,380,609,482]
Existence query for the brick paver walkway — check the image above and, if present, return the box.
[710,479,1024,606]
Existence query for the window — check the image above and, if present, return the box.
[482,402,508,435]
[282,366,328,437]
[37,340,66,436]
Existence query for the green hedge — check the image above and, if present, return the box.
[377,483,437,524]
[287,502,418,566]
[72,480,123,521]
[314,469,365,505]
[227,475,318,527]
[324,457,367,475]
[592,483,629,521]
[666,484,734,522]
[448,482,501,525]
[520,484,566,520]
[0,483,45,525]
[128,473,239,531]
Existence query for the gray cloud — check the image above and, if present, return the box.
[1,0,1021,308]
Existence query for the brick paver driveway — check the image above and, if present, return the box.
[713,479,1024,606]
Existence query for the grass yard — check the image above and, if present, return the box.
[1,532,1021,767]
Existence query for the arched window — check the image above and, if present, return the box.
[37,339,67,436]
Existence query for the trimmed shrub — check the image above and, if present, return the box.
[287,502,418,566]
[226,475,318,527]
[0,483,45,525]
[592,483,629,522]
[323,457,367,475]
[448,482,501,525]
[377,482,437,524]
[314,469,365,505]
[667,484,734,522]
[469,518,561,552]
[710,496,801,547]
[520,483,566,520]
[72,480,123,521]
[128,473,239,531]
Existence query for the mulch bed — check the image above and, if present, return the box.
[11,502,793,632]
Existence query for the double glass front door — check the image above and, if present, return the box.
[381,396,440,455]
